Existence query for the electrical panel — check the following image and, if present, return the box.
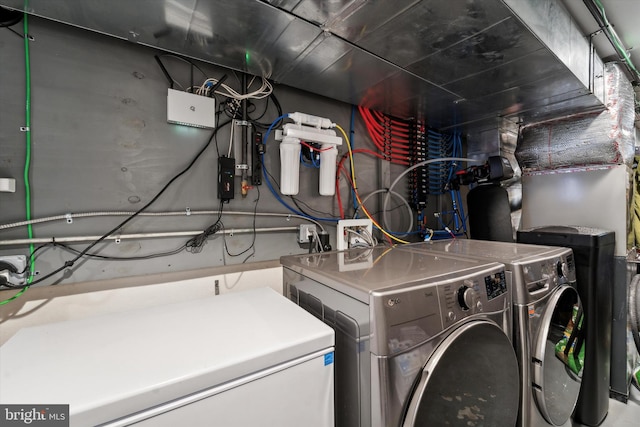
[409,121,429,210]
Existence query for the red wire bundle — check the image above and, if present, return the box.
[358,105,411,166]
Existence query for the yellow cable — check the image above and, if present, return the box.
[335,124,409,244]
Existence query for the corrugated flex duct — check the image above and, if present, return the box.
[515,63,636,172]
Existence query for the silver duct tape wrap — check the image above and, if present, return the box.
[515,63,636,172]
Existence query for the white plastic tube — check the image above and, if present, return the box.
[288,112,334,129]
[0,211,325,233]
[319,144,338,196]
[0,227,297,246]
[279,136,301,195]
[383,157,481,216]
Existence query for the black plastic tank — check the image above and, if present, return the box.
[517,226,614,427]
[467,184,514,242]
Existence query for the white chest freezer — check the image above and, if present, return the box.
[0,287,335,427]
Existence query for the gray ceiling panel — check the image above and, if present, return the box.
[266,0,355,26]
[442,49,567,99]
[327,0,421,44]
[275,31,353,83]
[1,0,611,131]
[289,44,405,103]
[348,0,515,68]
[360,71,461,123]
[405,17,544,86]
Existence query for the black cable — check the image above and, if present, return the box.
[289,196,335,217]
[154,55,174,89]
[248,98,269,122]
[359,202,406,218]
[1,241,189,289]
[185,200,225,253]
[4,26,23,39]
[50,241,186,261]
[0,6,22,27]
[213,100,225,158]
[208,74,228,96]
[18,243,52,275]
[158,53,208,80]
[223,186,260,262]
[28,120,232,286]
[250,92,284,129]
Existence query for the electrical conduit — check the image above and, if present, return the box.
[1,10,32,305]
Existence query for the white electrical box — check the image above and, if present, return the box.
[337,219,374,250]
[167,88,216,129]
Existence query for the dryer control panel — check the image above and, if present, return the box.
[370,263,509,356]
[520,253,576,295]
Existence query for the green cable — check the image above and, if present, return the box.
[593,0,640,77]
[1,10,33,306]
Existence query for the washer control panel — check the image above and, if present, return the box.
[370,263,509,355]
[441,269,507,328]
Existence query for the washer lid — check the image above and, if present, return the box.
[281,246,502,303]
[0,287,334,426]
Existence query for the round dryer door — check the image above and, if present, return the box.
[531,285,582,426]
[402,320,519,427]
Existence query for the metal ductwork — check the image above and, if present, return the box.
[0,0,605,131]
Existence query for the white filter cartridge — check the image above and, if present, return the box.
[319,145,338,196]
[280,137,301,195]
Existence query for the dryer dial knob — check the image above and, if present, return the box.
[457,286,477,310]
[557,261,568,278]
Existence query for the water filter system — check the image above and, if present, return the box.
[275,112,342,196]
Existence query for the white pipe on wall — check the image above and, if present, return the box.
[0,227,297,246]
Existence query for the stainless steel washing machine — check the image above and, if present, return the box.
[402,239,583,427]
[281,246,520,427]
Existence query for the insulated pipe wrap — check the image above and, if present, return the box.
[515,63,636,172]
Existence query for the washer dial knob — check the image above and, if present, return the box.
[457,285,477,310]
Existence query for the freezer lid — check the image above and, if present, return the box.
[0,287,334,425]
[401,239,572,264]
[280,246,503,303]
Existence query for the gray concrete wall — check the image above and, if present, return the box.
[1,17,407,287]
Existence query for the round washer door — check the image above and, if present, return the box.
[403,320,519,427]
[532,285,582,426]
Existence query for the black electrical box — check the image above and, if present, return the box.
[252,131,263,186]
[218,156,235,201]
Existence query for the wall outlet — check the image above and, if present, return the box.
[336,219,373,250]
[0,255,27,287]
[298,224,317,244]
